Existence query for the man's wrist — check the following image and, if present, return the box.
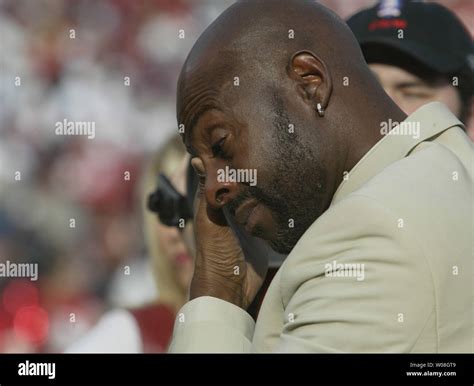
[190,272,245,308]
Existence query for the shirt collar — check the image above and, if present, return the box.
[331,102,464,205]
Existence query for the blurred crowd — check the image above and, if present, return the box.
[0,0,472,352]
[0,0,235,352]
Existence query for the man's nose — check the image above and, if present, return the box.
[204,168,238,209]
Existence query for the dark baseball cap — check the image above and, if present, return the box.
[347,0,474,76]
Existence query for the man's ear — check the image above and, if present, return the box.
[287,50,333,114]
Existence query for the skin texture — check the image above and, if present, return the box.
[178,0,407,309]
[369,63,462,118]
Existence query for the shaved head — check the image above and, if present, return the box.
[178,0,406,253]
[179,0,369,123]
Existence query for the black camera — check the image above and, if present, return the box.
[147,173,193,227]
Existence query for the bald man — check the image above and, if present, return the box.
[169,0,473,353]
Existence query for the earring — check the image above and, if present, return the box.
[316,103,325,117]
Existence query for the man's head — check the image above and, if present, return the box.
[347,0,474,122]
[178,0,405,254]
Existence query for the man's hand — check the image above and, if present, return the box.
[190,192,266,310]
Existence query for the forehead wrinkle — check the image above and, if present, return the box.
[178,45,249,154]
[182,97,222,148]
[178,71,216,140]
[182,87,220,128]
[179,66,238,149]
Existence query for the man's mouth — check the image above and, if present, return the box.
[234,198,262,234]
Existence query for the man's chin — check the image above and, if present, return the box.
[265,224,308,254]
[267,237,296,255]
[245,205,301,253]
[249,226,293,254]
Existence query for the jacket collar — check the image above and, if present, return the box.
[331,102,464,205]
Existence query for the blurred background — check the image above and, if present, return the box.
[0,0,472,353]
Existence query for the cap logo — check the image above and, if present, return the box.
[377,0,402,18]
[368,18,407,31]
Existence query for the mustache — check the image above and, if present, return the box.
[226,184,286,218]
[226,188,253,217]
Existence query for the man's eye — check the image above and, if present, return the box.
[211,137,228,158]
[401,89,432,100]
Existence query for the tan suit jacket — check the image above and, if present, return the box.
[169,102,473,353]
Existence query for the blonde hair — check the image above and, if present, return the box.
[141,135,188,311]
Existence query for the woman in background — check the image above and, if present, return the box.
[66,135,193,353]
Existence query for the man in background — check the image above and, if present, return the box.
[347,0,474,139]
